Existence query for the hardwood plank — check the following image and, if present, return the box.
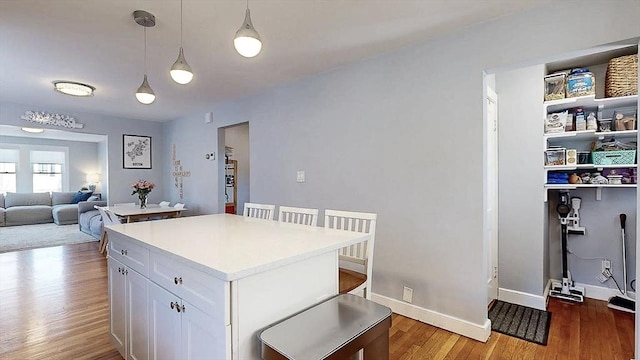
[0,243,122,360]
[0,243,635,359]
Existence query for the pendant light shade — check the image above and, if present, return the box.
[170,48,193,84]
[170,0,193,84]
[134,10,156,105]
[136,75,156,104]
[234,8,262,58]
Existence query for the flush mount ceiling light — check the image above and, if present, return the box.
[134,10,156,105]
[21,127,44,133]
[170,0,193,84]
[234,0,262,58]
[53,81,95,97]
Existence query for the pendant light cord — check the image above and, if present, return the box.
[143,27,148,74]
[180,0,183,46]
[246,0,249,10]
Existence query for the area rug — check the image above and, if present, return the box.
[0,223,97,253]
[489,300,552,345]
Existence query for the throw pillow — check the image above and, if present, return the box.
[87,195,101,202]
[71,191,93,204]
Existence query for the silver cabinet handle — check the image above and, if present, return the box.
[174,277,182,285]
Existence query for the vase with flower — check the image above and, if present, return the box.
[131,180,155,209]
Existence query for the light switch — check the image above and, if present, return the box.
[296,171,305,183]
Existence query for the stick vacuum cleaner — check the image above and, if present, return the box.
[607,214,635,313]
[549,191,585,303]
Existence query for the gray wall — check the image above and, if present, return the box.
[496,64,547,296]
[0,101,164,205]
[0,135,100,193]
[162,0,639,328]
[548,189,637,289]
[162,114,219,214]
[224,123,250,215]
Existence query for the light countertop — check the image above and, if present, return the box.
[107,214,369,281]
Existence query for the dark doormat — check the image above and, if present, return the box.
[488,300,552,345]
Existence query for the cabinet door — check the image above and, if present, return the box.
[149,282,181,360]
[108,257,126,358]
[181,299,228,360]
[127,268,149,360]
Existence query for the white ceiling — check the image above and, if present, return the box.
[0,0,545,123]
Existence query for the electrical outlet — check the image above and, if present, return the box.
[602,259,611,274]
[597,273,609,283]
[296,171,305,183]
[402,286,413,303]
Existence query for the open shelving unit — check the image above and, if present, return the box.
[543,93,638,200]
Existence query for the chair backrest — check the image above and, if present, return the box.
[113,202,135,206]
[159,201,170,207]
[174,203,185,210]
[324,209,377,298]
[97,206,122,227]
[278,206,319,226]
[243,202,276,220]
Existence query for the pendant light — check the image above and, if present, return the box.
[134,10,156,105]
[170,0,193,84]
[234,0,262,58]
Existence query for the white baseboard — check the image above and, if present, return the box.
[547,279,636,301]
[371,292,491,342]
[498,287,547,310]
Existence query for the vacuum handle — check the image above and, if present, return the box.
[620,213,626,230]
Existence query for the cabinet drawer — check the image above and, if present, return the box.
[108,235,150,277]
[150,252,229,323]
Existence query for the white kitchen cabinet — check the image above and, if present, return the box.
[108,256,149,360]
[148,273,226,360]
[107,214,370,360]
[108,257,126,356]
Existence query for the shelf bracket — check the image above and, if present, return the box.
[595,187,602,201]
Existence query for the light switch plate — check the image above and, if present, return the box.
[296,171,305,183]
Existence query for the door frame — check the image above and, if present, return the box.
[483,78,499,307]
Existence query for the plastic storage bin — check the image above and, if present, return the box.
[592,150,636,165]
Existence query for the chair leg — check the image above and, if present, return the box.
[99,232,108,255]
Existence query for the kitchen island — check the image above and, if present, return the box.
[106,213,370,360]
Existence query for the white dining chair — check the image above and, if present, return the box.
[243,202,276,220]
[159,201,170,207]
[97,206,122,255]
[174,203,185,210]
[278,206,319,226]
[324,209,377,300]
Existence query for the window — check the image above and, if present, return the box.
[0,162,17,193]
[30,150,66,193]
[0,148,19,194]
[32,163,63,193]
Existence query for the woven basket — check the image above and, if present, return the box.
[605,54,638,98]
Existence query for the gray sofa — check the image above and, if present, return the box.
[78,200,107,239]
[0,192,101,227]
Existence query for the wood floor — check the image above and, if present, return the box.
[0,243,635,359]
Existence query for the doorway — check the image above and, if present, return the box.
[222,123,249,215]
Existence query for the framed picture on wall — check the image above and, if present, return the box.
[123,134,152,169]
